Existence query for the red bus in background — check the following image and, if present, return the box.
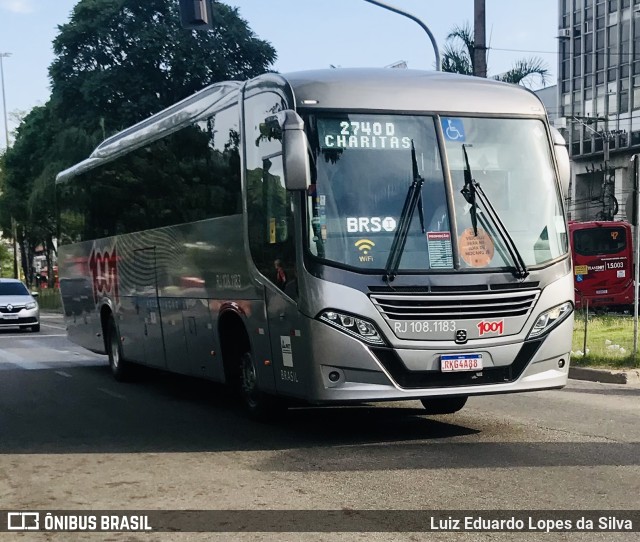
[569,220,634,311]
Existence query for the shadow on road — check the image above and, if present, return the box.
[1,365,638,471]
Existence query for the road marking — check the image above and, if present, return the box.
[55,370,73,378]
[42,323,67,330]
[98,388,126,400]
[0,349,49,370]
[0,334,67,338]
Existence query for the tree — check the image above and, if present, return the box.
[49,0,276,134]
[442,24,474,76]
[1,0,277,284]
[441,23,549,88]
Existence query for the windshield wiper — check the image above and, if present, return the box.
[461,145,478,236]
[460,145,529,280]
[384,141,424,283]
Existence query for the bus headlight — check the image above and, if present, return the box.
[527,302,573,339]
[318,310,386,346]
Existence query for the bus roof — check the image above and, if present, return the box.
[282,68,547,116]
[568,220,632,231]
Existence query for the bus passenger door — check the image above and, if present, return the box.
[261,157,304,397]
[133,247,166,369]
[266,284,304,397]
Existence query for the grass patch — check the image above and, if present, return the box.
[572,312,639,369]
[36,288,62,312]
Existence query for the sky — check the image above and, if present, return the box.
[0,0,560,151]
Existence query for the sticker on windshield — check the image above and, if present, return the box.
[441,118,466,142]
[347,216,397,233]
[459,227,495,267]
[427,231,454,269]
[355,239,375,263]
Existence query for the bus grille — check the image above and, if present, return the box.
[370,290,540,320]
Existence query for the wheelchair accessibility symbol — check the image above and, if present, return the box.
[441,118,466,141]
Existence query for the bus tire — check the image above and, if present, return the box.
[420,396,468,415]
[239,350,285,421]
[106,315,132,382]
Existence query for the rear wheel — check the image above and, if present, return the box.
[106,315,132,381]
[420,396,468,415]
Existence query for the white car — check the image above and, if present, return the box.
[0,279,40,332]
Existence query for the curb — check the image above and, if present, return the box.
[569,366,640,386]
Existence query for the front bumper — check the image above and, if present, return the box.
[306,312,573,403]
[0,308,39,328]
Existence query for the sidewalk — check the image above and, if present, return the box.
[569,366,640,386]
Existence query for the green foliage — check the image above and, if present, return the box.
[494,58,549,89]
[0,0,276,278]
[35,288,63,311]
[441,24,474,75]
[441,22,549,88]
[49,0,276,133]
[0,242,13,278]
[572,313,638,368]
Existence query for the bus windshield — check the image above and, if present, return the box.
[307,114,568,272]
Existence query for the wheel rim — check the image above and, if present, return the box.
[110,326,120,369]
[240,352,258,407]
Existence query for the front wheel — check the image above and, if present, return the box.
[106,316,132,381]
[240,351,285,421]
[420,396,468,415]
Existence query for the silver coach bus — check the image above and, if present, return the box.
[56,68,574,417]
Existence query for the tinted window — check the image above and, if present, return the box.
[58,104,241,243]
[0,282,29,295]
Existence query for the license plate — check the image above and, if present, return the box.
[1,314,19,320]
[441,353,483,372]
[596,289,608,294]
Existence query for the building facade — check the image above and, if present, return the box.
[559,0,639,223]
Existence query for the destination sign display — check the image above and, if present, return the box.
[318,117,413,150]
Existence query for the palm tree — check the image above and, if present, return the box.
[442,23,549,88]
[442,24,475,75]
[494,58,549,88]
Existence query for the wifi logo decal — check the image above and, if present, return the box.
[355,239,375,262]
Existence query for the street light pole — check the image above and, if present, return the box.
[0,52,11,150]
[0,52,17,279]
[363,0,441,71]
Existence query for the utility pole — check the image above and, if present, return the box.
[473,0,487,77]
[631,155,639,363]
[572,116,623,220]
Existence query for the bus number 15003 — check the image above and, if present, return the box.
[394,321,456,333]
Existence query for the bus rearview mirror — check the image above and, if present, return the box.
[274,110,311,191]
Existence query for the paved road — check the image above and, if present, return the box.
[0,315,638,541]
[0,313,104,371]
